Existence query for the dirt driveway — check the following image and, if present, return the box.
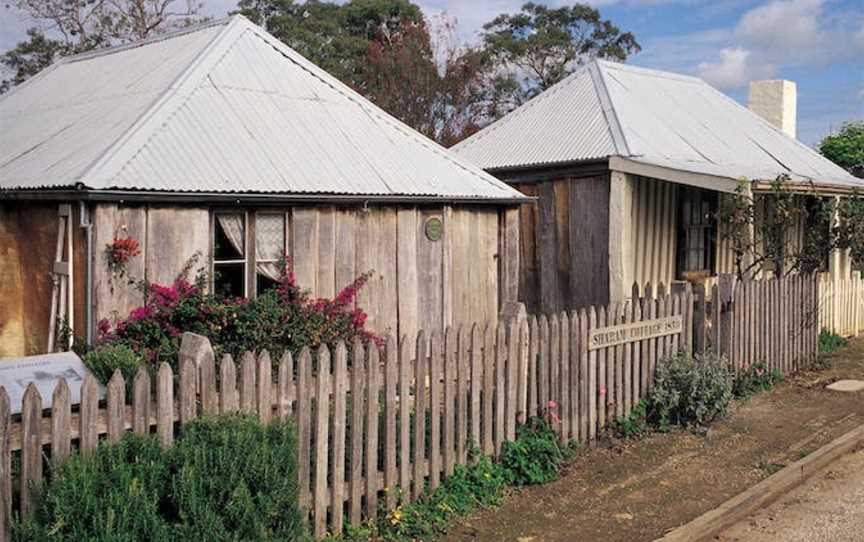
[442,338,864,542]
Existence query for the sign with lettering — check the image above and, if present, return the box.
[588,315,683,351]
[0,352,103,414]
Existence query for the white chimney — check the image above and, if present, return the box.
[748,80,797,139]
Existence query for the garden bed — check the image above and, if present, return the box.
[442,337,864,542]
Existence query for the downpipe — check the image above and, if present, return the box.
[79,201,93,346]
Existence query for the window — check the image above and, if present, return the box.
[212,210,289,299]
[677,188,717,277]
[255,213,286,294]
[213,213,247,298]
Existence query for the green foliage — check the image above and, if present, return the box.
[82,343,145,390]
[15,416,303,542]
[611,399,650,439]
[732,362,783,399]
[170,416,304,541]
[481,2,640,103]
[334,417,570,542]
[499,417,568,486]
[648,351,733,429]
[719,176,838,278]
[819,329,848,354]
[819,121,864,174]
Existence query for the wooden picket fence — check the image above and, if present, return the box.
[710,274,820,373]
[0,291,694,540]
[818,272,863,338]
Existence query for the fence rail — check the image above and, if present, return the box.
[0,274,828,540]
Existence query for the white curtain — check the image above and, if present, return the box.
[255,214,285,281]
[216,214,245,258]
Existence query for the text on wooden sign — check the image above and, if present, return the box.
[588,315,683,350]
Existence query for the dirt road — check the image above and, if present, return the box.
[718,446,864,542]
[441,339,864,542]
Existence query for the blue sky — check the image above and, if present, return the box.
[1,0,862,145]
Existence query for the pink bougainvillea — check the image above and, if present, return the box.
[98,258,382,370]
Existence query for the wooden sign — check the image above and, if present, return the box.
[588,315,683,351]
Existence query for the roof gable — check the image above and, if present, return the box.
[0,16,524,201]
[453,60,861,189]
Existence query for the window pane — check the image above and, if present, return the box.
[214,214,245,261]
[257,272,280,295]
[256,213,285,262]
[214,262,245,298]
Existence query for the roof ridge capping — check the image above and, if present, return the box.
[54,16,235,65]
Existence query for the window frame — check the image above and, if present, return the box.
[210,209,290,299]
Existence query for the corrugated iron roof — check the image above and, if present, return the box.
[0,16,526,202]
[452,60,861,189]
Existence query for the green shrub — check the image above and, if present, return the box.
[611,399,651,439]
[171,415,303,541]
[14,433,173,541]
[374,454,506,542]
[648,351,733,428]
[14,415,304,542]
[819,329,848,354]
[83,343,144,389]
[733,362,783,399]
[499,417,567,486]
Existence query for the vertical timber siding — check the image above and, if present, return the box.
[92,204,511,340]
[514,174,611,314]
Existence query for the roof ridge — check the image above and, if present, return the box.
[590,62,630,156]
[78,16,246,186]
[61,17,234,65]
[239,23,519,195]
[451,62,596,152]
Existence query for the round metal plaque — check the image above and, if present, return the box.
[425,217,443,241]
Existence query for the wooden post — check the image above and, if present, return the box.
[331,342,348,535]
[80,374,99,453]
[106,370,125,443]
[219,355,239,414]
[313,346,330,539]
[0,388,9,542]
[20,384,42,518]
[718,274,735,362]
[156,364,173,448]
[256,351,272,424]
[51,378,71,461]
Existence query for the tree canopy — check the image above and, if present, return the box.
[2,1,640,145]
[819,121,864,178]
[481,2,640,107]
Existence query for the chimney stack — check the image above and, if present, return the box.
[748,80,797,139]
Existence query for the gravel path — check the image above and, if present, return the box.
[718,445,864,542]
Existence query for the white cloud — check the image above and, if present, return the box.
[685,0,864,90]
[696,47,776,88]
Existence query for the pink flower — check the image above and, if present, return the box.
[600,387,607,396]
[128,305,154,322]
[547,400,557,410]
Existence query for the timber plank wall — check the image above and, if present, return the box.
[92,203,519,342]
[514,174,611,314]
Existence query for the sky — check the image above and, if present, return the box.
[1,0,862,145]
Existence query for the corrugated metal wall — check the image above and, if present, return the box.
[630,176,678,289]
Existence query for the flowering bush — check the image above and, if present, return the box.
[105,235,141,277]
[98,261,381,371]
